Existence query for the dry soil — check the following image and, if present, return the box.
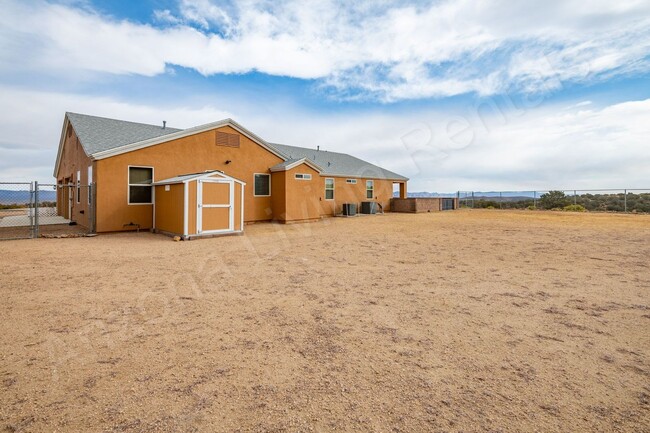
[1,209,649,432]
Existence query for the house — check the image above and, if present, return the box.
[54,112,408,237]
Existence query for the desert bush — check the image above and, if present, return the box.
[527,205,536,210]
[563,204,586,212]
[539,191,569,209]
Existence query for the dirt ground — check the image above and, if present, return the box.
[1,209,649,432]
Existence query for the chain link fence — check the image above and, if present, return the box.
[0,181,95,240]
[457,189,650,213]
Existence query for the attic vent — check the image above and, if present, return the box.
[216,131,240,148]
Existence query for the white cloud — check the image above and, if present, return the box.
[0,84,648,190]
[1,0,649,101]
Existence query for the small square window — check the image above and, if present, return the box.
[254,173,271,196]
[346,179,357,184]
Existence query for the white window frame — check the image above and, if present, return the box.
[325,178,335,200]
[295,173,312,180]
[76,170,81,203]
[127,165,154,205]
[366,180,374,199]
[346,179,357,184]
[87,166,93,205]
[253,173,271,197]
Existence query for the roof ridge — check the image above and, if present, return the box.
[66,112,183,131]
[269,142,352,157]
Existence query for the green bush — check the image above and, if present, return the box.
[539,191,569,209]
[527,205,536,210]
[486,205,495,209]
[563,204,587,212]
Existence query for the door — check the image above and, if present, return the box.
[197,180,233,234]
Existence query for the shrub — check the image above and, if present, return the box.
[563,204,586,212]
[486,205,495,209]
[527,205,536,210]
[539,190,569,209]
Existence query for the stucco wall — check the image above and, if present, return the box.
[154,183,184,235]
[318,176,396,216]
[278,165,321,222]
[56,123,94,228]
[95,125,283,232]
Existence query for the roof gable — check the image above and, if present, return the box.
[269,158,323,173]
[268,143,407,181]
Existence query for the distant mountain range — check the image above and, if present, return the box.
[393,191,458,198]
[0,190,57,205]
[396,191,540,200]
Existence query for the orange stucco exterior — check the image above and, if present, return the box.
[56,119,407,233]
[153,183,184,235]
[55,122,94,228]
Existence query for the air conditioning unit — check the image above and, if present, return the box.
[361,201,377,214]
[342,203,357,216]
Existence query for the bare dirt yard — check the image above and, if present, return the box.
[1,209,649,432]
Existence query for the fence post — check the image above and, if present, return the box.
[624,189,627,213]
[534,191,537,209]
[499,192,502,209]
[574,190,577,205]
[34,181,39,238]
[472,191,475,208]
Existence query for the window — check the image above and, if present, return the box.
[366,180,374,199]
[87,166,93,205]
[76,170,81,203]
[295,173,312,180]
[128,166,153,204]
[346,179,357,184]
[254,173,270,196]
[325,178,334,200]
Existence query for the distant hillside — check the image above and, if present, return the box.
[0,190,57,205]
[393,191,457,198]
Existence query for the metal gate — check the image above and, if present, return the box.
[0,181,95,240]
[441,198,455,210]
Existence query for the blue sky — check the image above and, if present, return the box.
[1,0,649,191]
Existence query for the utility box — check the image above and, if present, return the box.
[361,201,377,214]
[342,203,357,216]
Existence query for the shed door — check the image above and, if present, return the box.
[197,180,234,234]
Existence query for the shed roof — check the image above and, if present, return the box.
[152,170,245,185]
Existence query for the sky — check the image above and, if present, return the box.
[0,0,649,192]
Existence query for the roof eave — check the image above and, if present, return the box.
[269,157,323,173]
[91,118,287,162]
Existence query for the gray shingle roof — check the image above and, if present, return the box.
[67,112,181,155]
[65,113,407,181]
[268,143,407,181]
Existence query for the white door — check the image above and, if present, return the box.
[197,180,234,234]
